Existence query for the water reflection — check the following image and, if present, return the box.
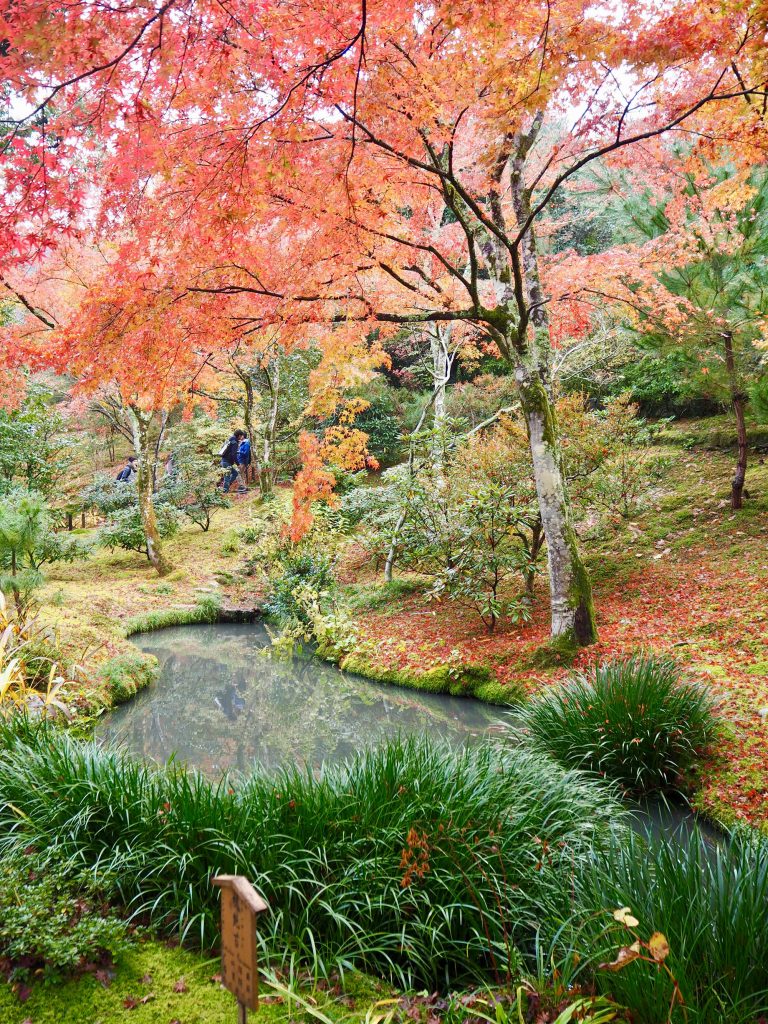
[96,623,508,775]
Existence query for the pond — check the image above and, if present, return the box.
[96,622,719,847]
[96,622,508,775]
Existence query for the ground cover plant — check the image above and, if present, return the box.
[0,720,623,990]
[0,847,131,987]
[520,653,718,795]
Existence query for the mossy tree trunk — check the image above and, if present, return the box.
[127,405,174,577]
[507,132,596,645]
[259,357,280,497]
[723,330,748,509]
[515,364,596,643]
[429,323,450,471]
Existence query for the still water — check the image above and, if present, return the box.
[96,622,508,775]
[96,622,719,848]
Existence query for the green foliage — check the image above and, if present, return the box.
[559,393,669,522]
[749,373,768,424]
[265,550,335,626]
[0,847,131,983]
[0,489,85,607]
[97,651,159,704]
[163,423,231,531]
[521,653,717,795]
[0,381,81,499]
[0,722,623,989]
[603,352,707,416]
[83,475,180,556]
[376,428,538,631]
[574,828,768,1024]
[350,380,410,466]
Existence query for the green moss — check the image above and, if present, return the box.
[526,634,579,670]
[339,654,525,706]
[0,941,379,1024]
[97,651,159,705]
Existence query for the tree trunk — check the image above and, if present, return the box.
[260,359,280,497]
[127,405,174,576]
[507,149,596,647]
[243,374,255,484]
[723,331,748,510]
[430,324,449,470]
[516,367,596,644]
[151,410,168,492]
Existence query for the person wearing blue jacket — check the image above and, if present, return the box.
[220,429,245,492]
[235,434,252,492]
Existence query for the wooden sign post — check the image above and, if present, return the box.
[212,875,268,1023]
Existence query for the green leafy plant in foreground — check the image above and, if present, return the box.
[573,828,768,1024]
[520,653,717,795]
[0,847,131,984]
[0,721,623,990]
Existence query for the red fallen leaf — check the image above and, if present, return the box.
[15,984,32,1003]
[141,973,153,984]
[123,996,139,1009]
[173,976,188,993]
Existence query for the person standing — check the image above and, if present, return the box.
[116,455,138,483]
[219,429,245,492]
[235,432,252,492]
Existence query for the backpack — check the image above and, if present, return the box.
[237,438,251,463]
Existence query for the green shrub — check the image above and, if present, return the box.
[521,653,717,795]
[97,651,159,704]
[572,828,768,1024]
[82,475,179,557]
[0,848,131,983]
[0,722,624,990]
[265,551,335,626]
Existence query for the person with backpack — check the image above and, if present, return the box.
[116,456,138,483]
[219,429,245,492]
[235,432,252,492]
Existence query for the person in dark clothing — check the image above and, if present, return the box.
[235,433,252,492]
[220,429,245,492]
[116,456,138,482]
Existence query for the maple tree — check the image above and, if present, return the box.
[2,0,767,636]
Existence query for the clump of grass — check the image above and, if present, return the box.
[0,721,624,990]
[520,653,717,795]
[97,651,158,704]
[572,828,768,1024]
[124,594,221,636]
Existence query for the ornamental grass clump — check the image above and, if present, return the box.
[572,828,768,1024]
[0,719,625,990]
[520,653,717,795]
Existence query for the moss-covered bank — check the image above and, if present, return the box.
[339,651,526,705]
